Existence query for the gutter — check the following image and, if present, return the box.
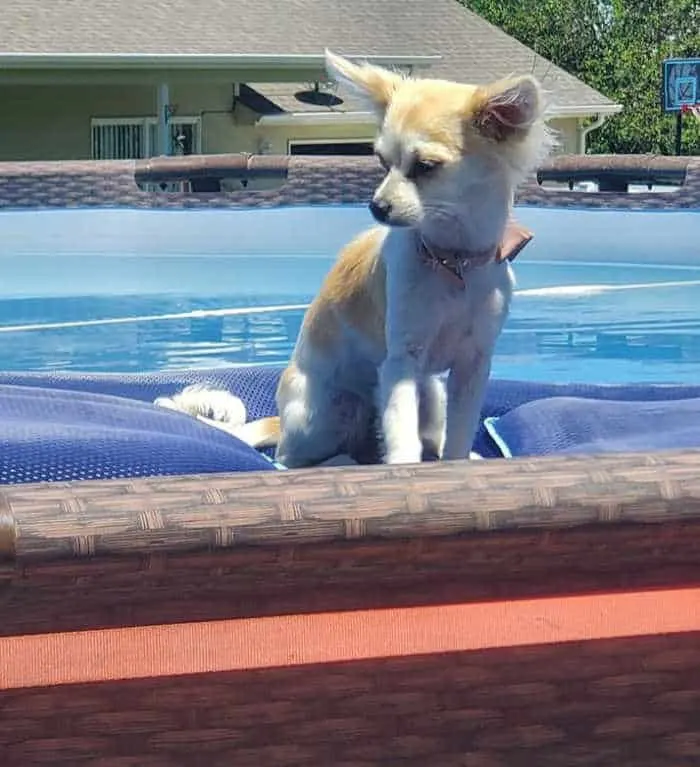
[548,103,623,118]
[577,113,609,154]
[0,52,441,71]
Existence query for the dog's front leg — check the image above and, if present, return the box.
[379,353,423,464]
[442,349,492,461]
[379,232,425,464]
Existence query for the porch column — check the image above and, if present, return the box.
[156,83,171,156]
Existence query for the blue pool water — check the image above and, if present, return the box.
[0,205,698,384]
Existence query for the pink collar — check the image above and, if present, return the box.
[419,223,533,289]
[419,238,500,289]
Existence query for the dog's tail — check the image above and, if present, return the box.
[154,386,281,450]
[229,415,281,450]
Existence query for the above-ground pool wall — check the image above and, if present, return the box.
[0,152,697,267]
[0,191,697,271]
[0,153,699,766]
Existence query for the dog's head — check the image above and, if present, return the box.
[325,50,552,243]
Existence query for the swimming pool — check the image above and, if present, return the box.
[0,204,698,383]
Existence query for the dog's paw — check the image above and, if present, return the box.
[154,384,247,427]
[384,444,424,465]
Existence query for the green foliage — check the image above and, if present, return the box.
[460,0,700,154]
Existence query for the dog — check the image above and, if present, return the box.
[159,50,552,468]
[273,50,552,467]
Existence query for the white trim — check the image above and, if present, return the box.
[259,104,623,128]
[258,110,375,127]
[90,117,148,126]
[548,103,623,118]
[483,417,513,459]
[0,53,441,70]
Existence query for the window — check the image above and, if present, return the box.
[91,117,201,160]
[91,119,145,161]
[288,140,374,156]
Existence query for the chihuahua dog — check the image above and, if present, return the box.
[271,50,552,467]
[162,51,552,467]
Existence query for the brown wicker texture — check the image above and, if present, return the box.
[0,152,698,210]
[2,452,700,765]
[0,154,699,765]
[2,450,700,627]
[4,449,700,566]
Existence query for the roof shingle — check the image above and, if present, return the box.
[0,0,617,110]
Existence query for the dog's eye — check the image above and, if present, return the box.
[409,159,442,180]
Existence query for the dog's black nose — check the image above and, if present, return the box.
[369,199,392,223]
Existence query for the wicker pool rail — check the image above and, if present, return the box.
[0,153,699,766]
[0,151,698,210]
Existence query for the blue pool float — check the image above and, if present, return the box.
[1,366,700,484]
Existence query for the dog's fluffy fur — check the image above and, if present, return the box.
[154,385,279,449]
[273,51,552,467]
[162,51,552,468]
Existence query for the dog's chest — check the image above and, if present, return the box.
[408,266,511,373]
[424,322,469,372]
[421,287,478,371]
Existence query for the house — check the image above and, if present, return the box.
[0,0,621,163]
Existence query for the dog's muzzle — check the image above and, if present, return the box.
[369,199,411,227]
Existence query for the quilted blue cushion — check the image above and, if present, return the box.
[0,383,277,484]
[484,395,700,457]
[1,365,700,481]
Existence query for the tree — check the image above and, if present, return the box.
[460,0,604,79]
[460,0,700,154]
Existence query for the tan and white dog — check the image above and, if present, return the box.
[273,51,552,467]
[160,51,553,468]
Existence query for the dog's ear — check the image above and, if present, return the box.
[471,75,544,141]
[325,49,402,114]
